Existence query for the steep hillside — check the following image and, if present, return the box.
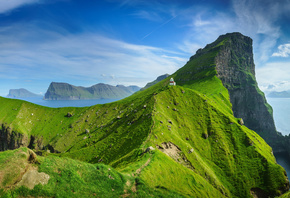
[173,32,280,149]
[7,88,42,98]
[0,86,288,197]
[0,33,289,197]
[44,82,140,100]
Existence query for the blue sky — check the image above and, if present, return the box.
[0,0,290,96]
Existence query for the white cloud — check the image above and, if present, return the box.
[177,0,290,65]
[256,62,290,92]
[272,44,290,57]
[0,0,39,14]
[231,0,283,63]
[0,23,186,88]
[193,15,211,27]
[178,11,235,55]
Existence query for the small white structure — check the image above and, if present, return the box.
[169,78,176,86]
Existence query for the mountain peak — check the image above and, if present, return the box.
[174,32,277,149]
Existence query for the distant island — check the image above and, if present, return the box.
[140,74,170,91]
[267,91,290,98]
[44,82,140,100]
[7,88,42,98]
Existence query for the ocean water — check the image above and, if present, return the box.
[275,152,290,180]
[6,97,121,108]
[266,97,290,178]
[266,98,290,136]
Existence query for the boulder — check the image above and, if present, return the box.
[188,148,194,154]
[238,118,244,125]
[145,146,155,153]
[66,112,73,117]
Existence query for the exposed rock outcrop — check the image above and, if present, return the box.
[211,33,289,155]
[0,123,29,151]
[174,32,285,154]
[214,33,279,147]
[17,168,50,189]
[0,124,45,152]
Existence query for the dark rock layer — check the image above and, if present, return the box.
[214,33,279,147]
[0,123,29,151]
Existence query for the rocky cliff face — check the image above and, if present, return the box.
[174,32,281,151]
[214,33,279,147]
[0,123,46,152]
[0,123,29,151]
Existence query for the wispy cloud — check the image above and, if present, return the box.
[132,10,163,22]
[231,0,283,63]
[256,62,290,91]
[178,11,234,55]
[0,0,39,14]
[0,23,186,91]
[178,0,289,64]
[193,15,211,27]
[272,44,290,57]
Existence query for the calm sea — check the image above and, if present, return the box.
[6,97,121,108]
[267,97,290,178]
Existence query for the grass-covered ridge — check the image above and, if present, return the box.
[0,147,185,198]
[0,32,289,197]
[0,83,288,197]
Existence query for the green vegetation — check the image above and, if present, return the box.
[0,148,185,198]
[0,33,289,197]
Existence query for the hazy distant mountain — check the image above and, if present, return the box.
[141,74,170,91]
[44,82,140,100]
[267,91,290,98]
[7,88,42,98]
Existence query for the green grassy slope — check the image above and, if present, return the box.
[0,33,289,197]
[0,148,185,198]
[0,81,288,197]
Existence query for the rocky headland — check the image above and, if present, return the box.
[44,82,140,100]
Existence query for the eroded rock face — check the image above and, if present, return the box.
[214,33,278,147]
[28,135,44,151]
[0,123,29,151]
[0,124,45,152]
